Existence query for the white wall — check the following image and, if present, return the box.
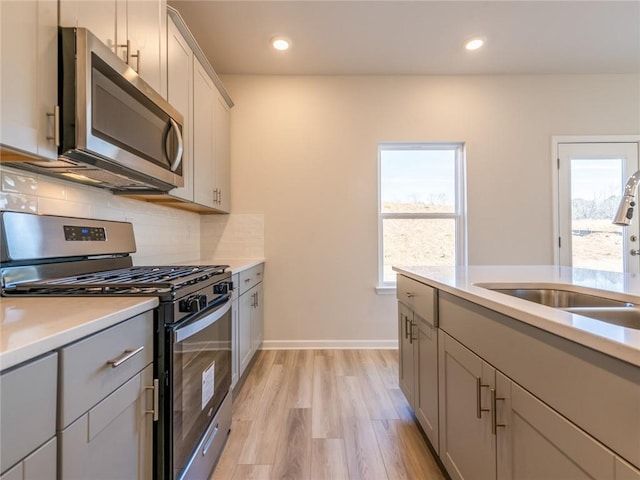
[219,73,640,347]
[0,166,201,265]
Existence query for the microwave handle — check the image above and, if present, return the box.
[166,118,184,172]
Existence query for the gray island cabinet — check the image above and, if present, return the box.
[396,272,640,480]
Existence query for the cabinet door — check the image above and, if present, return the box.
[0,352,57,475]
[167,16,194,202]
[59,0,118,52]
[214,91,231,212]
[193,58,216,208]
[1,0,57,160]
[496,371,616,480]
[438,331,496,480]
[616,458,640,480]
[251,282,264,353]
[1,437,56,480]
[123,0,166,95]
[231,297,239,388]
[398,302,415,407]
[238,289,253,377]
[59,363,154,480]
[415,313,439,453]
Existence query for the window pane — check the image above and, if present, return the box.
[382,218,456,282]
[570,158,624,272]
[380,149,455,214]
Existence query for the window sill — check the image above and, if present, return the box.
[375,285,397,295]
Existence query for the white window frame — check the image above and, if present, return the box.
[377,142,467,293]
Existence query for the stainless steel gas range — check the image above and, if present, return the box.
[0,211,232,480]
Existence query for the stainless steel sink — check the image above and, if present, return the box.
[490,287,632,308]
[564,307,640,329]
[476,283,640,330]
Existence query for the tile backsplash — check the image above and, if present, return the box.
[0,166,201,265]
[201,213,265,260]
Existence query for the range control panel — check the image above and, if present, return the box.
[63,225,107,241]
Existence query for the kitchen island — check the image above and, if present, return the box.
[393,265,640,480]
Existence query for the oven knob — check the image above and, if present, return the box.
[198,294,208,309]
[213,282,229,295]
[179,296,201,313]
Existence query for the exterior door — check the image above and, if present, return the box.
[557,141,640,273]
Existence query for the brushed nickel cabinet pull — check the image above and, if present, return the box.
[46,106,59,146]
[476,377,490,418]
[145,378,159,421]
[405,292,414,298]
[107,346,144,368]
[491,388,506,435]
[404,315,410,339]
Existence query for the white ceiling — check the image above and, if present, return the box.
[168,0,640,76]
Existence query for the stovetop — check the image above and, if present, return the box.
[2,265,229,296]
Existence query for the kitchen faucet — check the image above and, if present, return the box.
[613,170,640,226]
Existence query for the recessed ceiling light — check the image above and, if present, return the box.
[465,36,486,51]
[271,36,291,51]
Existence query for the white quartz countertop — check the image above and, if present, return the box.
[0,296,158,371]
[393,265,640,367]
[171,258,265,274]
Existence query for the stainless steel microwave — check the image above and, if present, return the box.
[4,27,184,193]
[58,27,185,192]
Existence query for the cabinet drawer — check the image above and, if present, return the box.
[239,263,264,295]
[0,353,57,475]
[59,311,154,428]
[397,275,437,326]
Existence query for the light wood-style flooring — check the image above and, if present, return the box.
[211,349,446,480]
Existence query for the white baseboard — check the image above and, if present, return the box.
[261,339,399,350]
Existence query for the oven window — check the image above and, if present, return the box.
[172,306,231,474]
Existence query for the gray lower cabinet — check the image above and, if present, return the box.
[231,272,240,388]
[59,364,154,480]
[438,332,496,480]
[437,292,640,480]
[0,353,57,479]
[398,302,415,406]
[397,274,439,452]
[496,370,622,480]
[414,312,439,451]
[237,264,265,380]
[58,311,156,480]
[238,285,254,376]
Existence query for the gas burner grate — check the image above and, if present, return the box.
[3,265,228,296]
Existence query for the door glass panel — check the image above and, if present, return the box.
[570,158,624,272]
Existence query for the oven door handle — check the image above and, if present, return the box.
[174,300,231,343]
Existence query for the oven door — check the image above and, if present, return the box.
[170,300,231,479]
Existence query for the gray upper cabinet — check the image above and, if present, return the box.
[0,0,58,161]
[166,14,194,202]
[59,0,167,96]
[0,353,57,478]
